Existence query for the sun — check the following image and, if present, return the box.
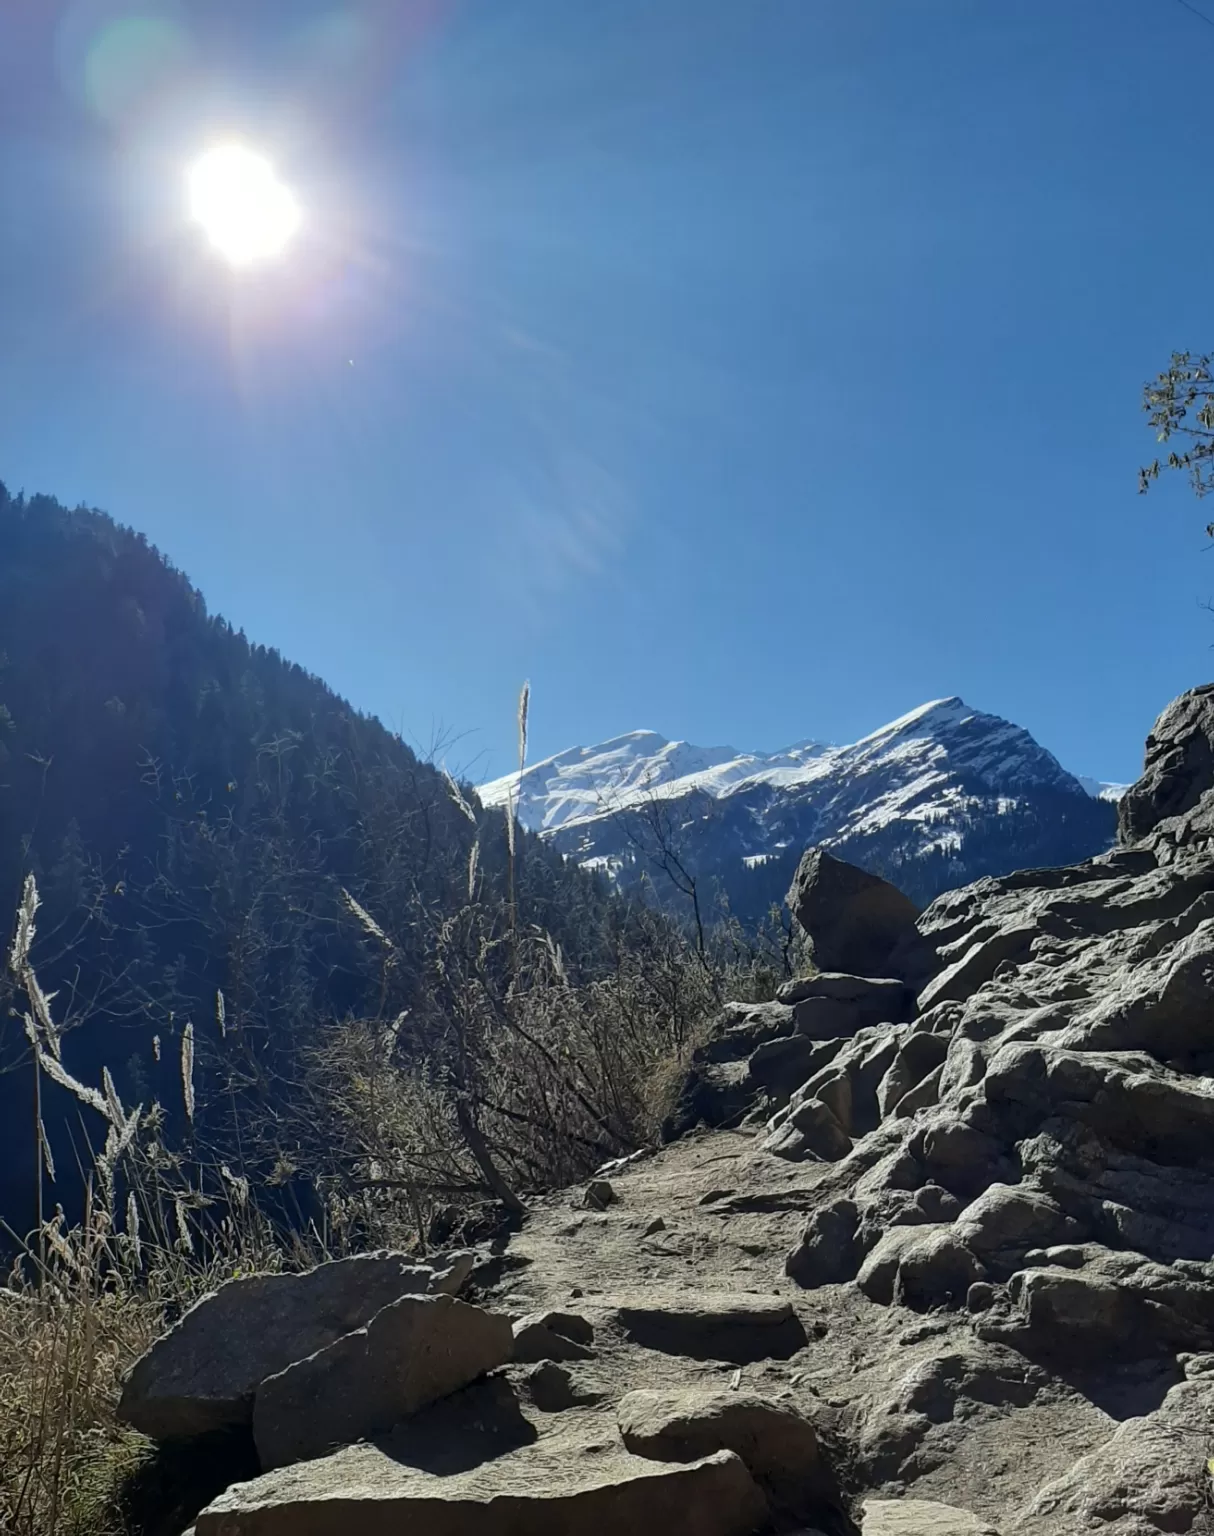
[187,145,301,267]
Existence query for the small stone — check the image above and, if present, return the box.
[519,1361,578,1411]
[584,1179,617,1210]
[967,1282,996,1313]
[642,1216,667,1237]
[512,1309,595,1364]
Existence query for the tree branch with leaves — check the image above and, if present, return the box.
[1140,350,1214,527]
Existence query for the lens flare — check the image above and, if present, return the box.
[187,145,301,267]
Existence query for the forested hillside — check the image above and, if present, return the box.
[0,487,630,1234]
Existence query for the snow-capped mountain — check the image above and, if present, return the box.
[480,698,1122,913]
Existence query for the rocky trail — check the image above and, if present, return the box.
[121,687,1214,1534]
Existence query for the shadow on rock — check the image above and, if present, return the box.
[376,1377,537,1476]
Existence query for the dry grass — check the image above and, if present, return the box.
[0,1191,343,1536]
[0,876,346,1536]
[0,1264,155,1536]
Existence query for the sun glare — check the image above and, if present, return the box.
[187,145,301,267]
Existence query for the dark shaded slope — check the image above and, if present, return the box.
[0,486,614,1230]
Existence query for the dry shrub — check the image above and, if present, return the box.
[304,897,793,1212]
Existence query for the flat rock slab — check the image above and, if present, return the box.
[862,1500,1001,1534]
[119,1252,453,1440]
[196,1404,768,1536]
[599,1292,808,1363]
[253,1293,514,1470]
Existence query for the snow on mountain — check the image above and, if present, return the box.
[483,697,1108,834]
[479,729,832,833]
[1076,776,1131,802]
[480,698,1122,913]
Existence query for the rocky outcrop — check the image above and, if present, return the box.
[1119,683,1214,844]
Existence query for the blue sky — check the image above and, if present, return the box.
[1,0,1212,785]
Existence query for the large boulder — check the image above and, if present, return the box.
[1119,683,1214,844]
[118,1252,463,1441]
[252,1292,513,1470]
[617,1388,848,1526]
[196,1379,769,1536]
[787,850,937,987]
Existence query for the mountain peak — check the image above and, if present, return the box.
[481,698,1121,909]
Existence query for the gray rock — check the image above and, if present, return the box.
[976,1266,1143,1357]
[609,1293,808,1363]
[584,1179,617,1210]
[762,1097,851,1163]
[777,971,916,1011]
[512,1309,596,1363]
[428,1249,477,1296]
[950,1183,1085,1269]
[747,1033,832,1101]
[197,1378,769,1536]
[1119,683,1214,844]
[913,1114,1009,1199]
[787,849,937,986]
[889,1062,944,1118]
[985,1041,1214,1166]
[1020,1377,1214,1535]
[118,1252,452,1441]
[857,1225,952,1306]
[786,1198,862,1288]
[618,1387,844,1524]
[892,1228,987,1312]
[854,1343,1043,1487]
[862,1499,1001,1535]
[876,1031,949,1119]
[936,1038,986,1100]
[518,1361,601,1411]
[917,925,1035,1010]
[252,1292,513,1469]
[794,994,896,1040]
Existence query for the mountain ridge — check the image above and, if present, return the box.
[482,697,1124,913]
